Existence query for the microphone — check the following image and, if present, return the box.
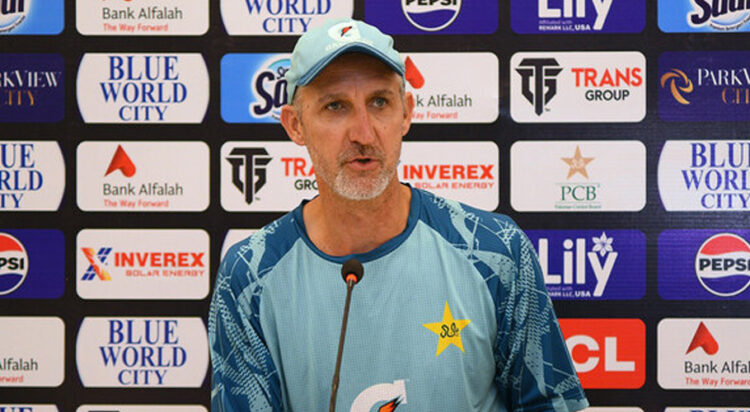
[329,258,364,412]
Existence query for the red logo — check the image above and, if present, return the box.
[340,25,352,36]
[686,321,719,355]
[405,56,424,89]
[559,318,645,389]
[105,145,136,177]
[378,398,403,412]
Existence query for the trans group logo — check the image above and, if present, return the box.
[659,52,750,121]
[658,141,750,211]
[658,318,750,389]
[76,317,209,387]
[511,52,646,122]
[0,230,64,299]
[512,0,646,33]
[221,0,353,35]
[659,0,750,32]
[0,141,65,211]
[0,54,64,122]
[526,230,646,300]
[365,0,497,34]
[77,0,209,36]
[77,53,209,123]
[0,0,63,35]
[659,230,750,300]
[221,53,291,123]
[559,318,646,389]
[511,141,646,212]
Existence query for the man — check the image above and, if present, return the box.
[209,18,588,411]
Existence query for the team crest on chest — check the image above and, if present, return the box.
[422,301,471,356]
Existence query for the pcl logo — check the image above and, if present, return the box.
[401,0,461,32]
[0,0,27,32]
[0,233,28,295]
[250,56,290,121]
[559,318,646,389]
[695,233,750,297]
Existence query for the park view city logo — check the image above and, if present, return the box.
[659,52,750,121]
[221,0,352,34]
[221,53,291,123]
[659,0,750,32]
[77,141,209,212]
[526,230,645,300]
[0,230,64,299]
[0,406,58,412]
[0,54,64,122]
[404,53,498,123]
[658,141,750,211]
[511,0,645,33]
[0,0,63,35]
[510,141,646,212]
[77,406,206,412]
[76,317,209,387]
[77,53,209,123]
[0,317,64,387]
[0,141,64,211]
[77,0,208,35]
[658,230,750,300]
[658,318,750,389]
[221,141,500,211]
[559,318,646,389]
[364,0,497,34]
[511,52,646,122]
[76,229,209,300]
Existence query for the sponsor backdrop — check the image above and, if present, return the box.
[0,0,748,411]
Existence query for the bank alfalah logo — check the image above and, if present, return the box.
[661,68,694,105]
[686,321,719,355]
[516,58,562,115]
[226,148,272,205]
[105,145,136,177]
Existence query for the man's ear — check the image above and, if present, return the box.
[401,91,415,136]
[280,104,305,146]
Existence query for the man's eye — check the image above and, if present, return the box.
[372,97,388,108]
[326,101,342,111]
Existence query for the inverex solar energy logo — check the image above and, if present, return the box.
[658,141,750,211]
[511,141,646,212]
[0,54,64,122]
[77,141,209,212]
[0,141,65,211]
[0,317,64,387]
[76,317,208,387]
[365,0,497,34]
[221,53,291,123]
[526,230,645,300]
[0,230,63,299]
[659,52,750,121]
[77,0,209,35]
[559,318,646,389]
[659,0,750,32]
[405,53,498,123]
[221,0,352,34]
[659,230,750,300]
[658,318,750,389]
[76,229,209,300]
[77,53,209,123]
[0,0,63,35]
[511,52,646,123]
[512,0,645,33]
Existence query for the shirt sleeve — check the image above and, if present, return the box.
[493,227,589,412]
[209,251,284,412]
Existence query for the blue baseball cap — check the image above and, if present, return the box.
[286,18,405,102]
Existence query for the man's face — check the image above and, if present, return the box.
[281,53,414,200]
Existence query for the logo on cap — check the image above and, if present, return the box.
[328,21,362,41]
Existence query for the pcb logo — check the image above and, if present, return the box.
[251,57,290,121]
[694,233,750,297]
[401,0,461,32]
[0,232,29,295]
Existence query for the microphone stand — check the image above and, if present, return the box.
[329,277,356,412]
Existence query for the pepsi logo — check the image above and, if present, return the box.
[694,233,750,297]
[401,0,461,32]
[0,232,29,295]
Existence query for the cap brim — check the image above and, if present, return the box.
[297,43,404,87]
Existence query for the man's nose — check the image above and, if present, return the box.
[347,102,377,145]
